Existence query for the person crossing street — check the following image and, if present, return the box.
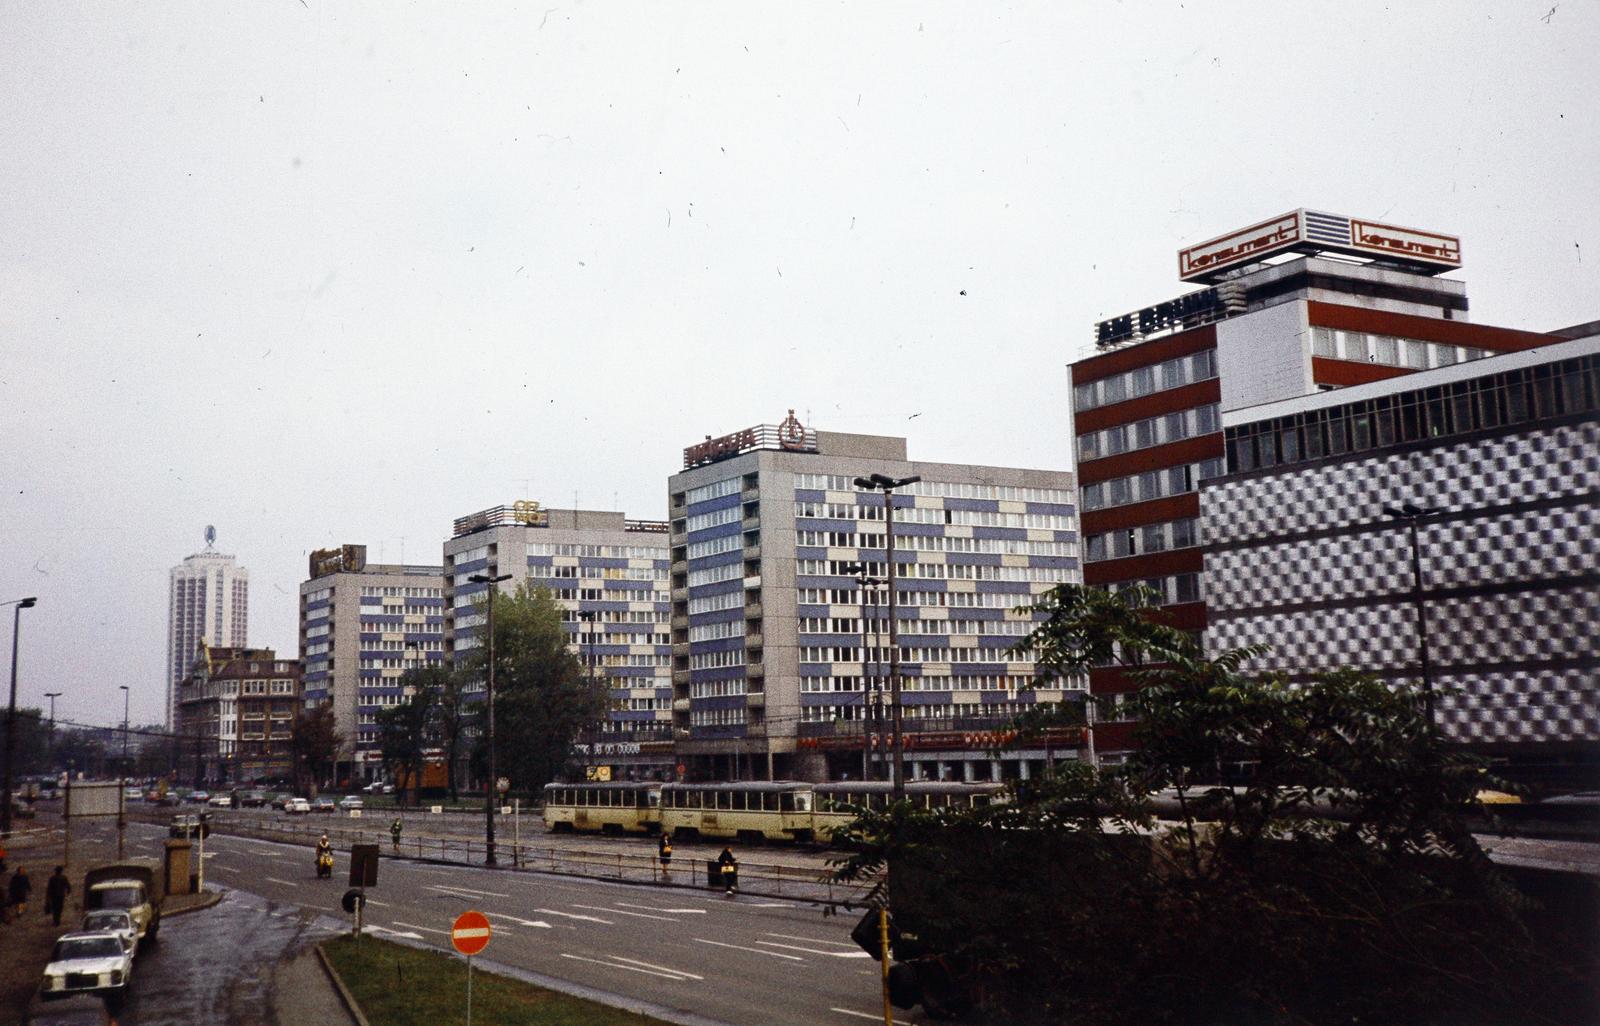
[658,832,673,878]
[390,816,403,852]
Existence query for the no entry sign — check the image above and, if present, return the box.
[452,910,492,956]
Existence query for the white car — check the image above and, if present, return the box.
[207,793,233,808]
[338,796,365,812]
[39,932,134,1001]
[80,910,138,954]
[285,798,311,815]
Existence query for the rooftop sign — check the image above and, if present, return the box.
[308,544,367,579]
[683,410,817,469]
[1178,209,1461,284]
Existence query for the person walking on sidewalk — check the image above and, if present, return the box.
[7,865,31,920]
[44,866,71,926]
[390,817,403,852]
[716,846,738,895]
[658,832,673,878]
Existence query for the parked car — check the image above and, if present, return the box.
[38,932,134,1003]
[187,790,210,805]
[311,797,336,814]
[239,790,269,808]
[337,796,365,812]
[80,910,139,954]
[270,793,293,810]
[122,787,143,802]
[207,793,233,809]
[284,798,311,815]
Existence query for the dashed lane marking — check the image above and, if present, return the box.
[606,955,704,980]
[758,940,870,958]
[615,902,707,914]
[265,877,299,888]
[533,908,613,925]
[830,1009,914,1025]
[426,884,511,899]
[486,912,552,929]
[392,921,452,937]
[572,904,674,922]
[559,953,694,981]
[694,938,804,961]
[765,932,862,948]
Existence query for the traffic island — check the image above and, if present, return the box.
[319,936,678,1026]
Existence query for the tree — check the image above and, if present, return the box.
[0,707,50,778]
[464,583,607,795]
[290,704,343,794]
[830,583,1595,1026]
[377,667,447,806]
[431,667,473,801]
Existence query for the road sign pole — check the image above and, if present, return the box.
[466,954,473,1026]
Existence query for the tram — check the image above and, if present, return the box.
[540,780,1008,843]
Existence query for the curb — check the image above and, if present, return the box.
[314,942,372,1026]
[162,889,223,918]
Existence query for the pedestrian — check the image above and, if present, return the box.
[44,866,71,926]
[716,845,738,895]
[8,865,31,920]
[390,817,403,852]
[658,832,673,877]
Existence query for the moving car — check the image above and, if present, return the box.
[38,932,134,1003]
[337,796,365,812]
[239,790,270,808]
[80,910,138,954]
[311,797,336,814]
[271,794,294,810]
[168,814,210,840]
[284,798,311,815]
[207,793,233,809]
[188,790,210,805]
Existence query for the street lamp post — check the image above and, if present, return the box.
[843,562,885,781]
[43,691,61,773]
[118,684,130,858]
[1383,503,1440,729]
[3,597,39,837]
[578,610,599,776]
[468,571,513,865]
[854,474,920,800]
[119,686,130,778]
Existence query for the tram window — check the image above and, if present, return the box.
[688,791,702,809]
[765,792,779,812]
[780,793,794,813]
[647,790,660,808]
[795,792,812,813]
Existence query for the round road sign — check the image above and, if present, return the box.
[451,910,492,956]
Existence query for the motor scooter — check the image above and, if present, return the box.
[316,849,333,880]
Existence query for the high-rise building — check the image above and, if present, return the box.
[443,504,674,780]
[299,545,445,784]
[166,527,249,728]
[1202,332,1599,783]
[1068,210,1567,760]
[668,414,1081,783]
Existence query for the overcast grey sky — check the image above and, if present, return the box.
[2,2,1595,729]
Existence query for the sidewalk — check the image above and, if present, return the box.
[275,947,361,1026]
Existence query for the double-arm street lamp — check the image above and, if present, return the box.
[2,596,39,837]
[842,561,886,781]
[43,691,61,771]
[1383,503,1441,729]
[468,571,513,865]
[854,473,920,800]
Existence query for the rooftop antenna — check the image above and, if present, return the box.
[203,525,216,551]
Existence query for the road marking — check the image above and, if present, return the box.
[766,932,860,948]
[533,908,613,924]
[830,1009,914,1025]
[364,925,424,940]
[363,899,392,907]
[747,902,793,908]
[615,902,707,915]
[694,938,804,961]
[559,953,692,981]
[393,921,452,937]
[265,877,299,888]
[606,955,704,980]
[486,912,552,929]
[572,903,674,922]
[426,884,510,899]
[759,940,871,958]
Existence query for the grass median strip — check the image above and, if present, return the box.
[321,935,678,1026]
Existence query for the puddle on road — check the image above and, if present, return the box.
[120,890,338,1025]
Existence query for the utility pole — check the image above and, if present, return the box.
[854,475,919,800]
[468,571,512,865]
[2,596,38,837]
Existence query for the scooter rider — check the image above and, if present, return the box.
[315,833,333,877]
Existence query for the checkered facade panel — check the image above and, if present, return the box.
[1202,420,1599,744]
[1202,422,1598,545]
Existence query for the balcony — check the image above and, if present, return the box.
[746,692,765,708]
[672,669,690,685]
[747,663,765,680]
[672,698,691,713]
[745,601,763,618]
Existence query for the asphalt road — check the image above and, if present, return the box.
[118,820,929,1026]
